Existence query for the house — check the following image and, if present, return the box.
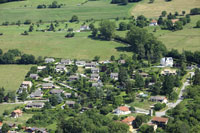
[85,62,97,69]
[21,81,32,89]
[69,75,79,81]
[150,96,168,103]
[160,57,173,67]
[26,102,45,109]
[149,19,158,26]
[60,59,72,65]
[80,25,90,31]
[55,65,66,72]
[115,106,131,115]
[42,83,54,89]
[110,73,118,80]
[171,19,179,25]
[121,116,135,125]
[76,61,86,67]
[161,68,176,75]
[90,74,100,81]
[50,89,64,94]
[118,60,126,64]
[8,123,16,128]
[30,90,43,98]
[65,101,75,107]
[0,122,3,128]
[29,74,39,80]
[91,68,99,74]
[151,117,169,127]
[37,66,46,72]
[11,109,23,118]
[45,58,55,63]
[132,72,149,79]
[64,92,78,98]
[25,127,48,133]
[92,82,103,88]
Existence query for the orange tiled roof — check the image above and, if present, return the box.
[152,117,168,123]
[13,109,22,114]
[122,116,135,124]
[118,106,130,112]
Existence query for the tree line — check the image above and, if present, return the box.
[0,0,23,4]
[0,49,43,64]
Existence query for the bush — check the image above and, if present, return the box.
[24,20,31,25]
[65,33,75,38]
[154,103,166,111]
[196,20,200,28]
[21,31,29,35]
[190,8,200,15]
[70,15,79,22]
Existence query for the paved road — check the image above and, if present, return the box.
[0,99,49,105]
[156,72,194,117]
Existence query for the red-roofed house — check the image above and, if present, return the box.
[11,109,23,118]
[114,106,131,115]
[121,116,135,125]
[149,20,158,26]
[151,117,168,127]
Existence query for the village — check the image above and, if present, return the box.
[0,54,194,133]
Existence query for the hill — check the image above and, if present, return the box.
[131,0,200,18]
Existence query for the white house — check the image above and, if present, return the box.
[55,65,66,72]
[160,57,173,67]
[60,59,72,65]
[80,25,90,31]
[149,20,158,26]
[45,58,55,63]
[76,61,86,67]
[150,96,168,103]
[110,73,119,80]
[114,106,131,115]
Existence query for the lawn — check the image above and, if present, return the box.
[0,104,23,115]
[0,65,32,92]
[4,113,33,126]
[146,15,200,52]
[131,0,200,18]
[0,24,132,60]
[0,0,134,23]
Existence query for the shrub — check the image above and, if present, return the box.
[65,33,75,38]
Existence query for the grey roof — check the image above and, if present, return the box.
[91,74,99,77]
[42,83,53,87]
[30,90,43,97]
[69,75,79,79]
[56,65,66,69]
[26,102,44,107]
[61,59,71,63]
[91,68,99,71]
[111,73,118,76]
[45,58,55,62]
[66,101,75,105]
[50,89,63,94]
[92,82,103,87]
[30,74,38,78]
[150,96,166,100]
[64,93,71,97]
[76,61,86,64]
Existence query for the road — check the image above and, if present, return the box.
[156,72,194,117]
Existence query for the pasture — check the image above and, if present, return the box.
[0,23,132,60]
[0,65,32,92]
[0,0,134,23]
[0,104,23,115]
[131,0,200,18]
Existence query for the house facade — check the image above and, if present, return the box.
[160,57,173,67]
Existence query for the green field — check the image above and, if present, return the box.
[0,0,134,23]
[0,104,22,115]
[0,65,32,92]
[4,113,33,125]
[132,0,200,18]
[0,24,132,60]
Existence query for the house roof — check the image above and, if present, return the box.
[30,74,38,77]
[42,83,53,87]
[171,19,179,23]
[152,117,168,123]
[151,19,157,23]
[61,59,71,63]
[50,89,63,94]
[66,101,75,105]
[91,68,99,71]
[121,116,135,124]
[150,96,166,100]
[13,109,22,114]
[0,122,3,127]
[22,81,32,85]
[26,102,44,107]
[118,106,130,112]
[111,73,118,76]
[31,90,43,97]
[56,65,65,69]
[91,74,99,77]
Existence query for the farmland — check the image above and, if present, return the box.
[0,65,32,92]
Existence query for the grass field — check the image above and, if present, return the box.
[0,24,132,60]
[131,0,200,18]
[0,104,22,115]
[0,65,32,92]
[4,113,33,125]
[0,0,134,23]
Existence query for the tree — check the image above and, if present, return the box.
[133,115,147,128]
[162,75,174,95]
[49,95,60,106]
[139,124,154,133]
[89,23,95,30]
[121,0,128,5]
[196,20,200,28]
[0,49,2,56]
[110,55,115,61]
[161,11,167,17]
[135,73,144,88]
[154,103,166,111]
[93,56,100,62]
[19,88,27,101]
[108,121,129,133]
[0,87,5,103]
[182,11,186,16]
[173,21,183,31]
[119,22,127,31]
[99,20,116,40]
[91,28,98,37]
[19,54,35,64]
[1,123,10,133]
[70,15,79,22]
[149,0,154,3]
[29,25,34,32]
[136,15,148,28]
[48,23,55,31]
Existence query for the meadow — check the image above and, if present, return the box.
[0,23,132,60]
[0,104,22,115]
[0,65,32,92]
[0,0,134,23]
[131,0,200,18]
